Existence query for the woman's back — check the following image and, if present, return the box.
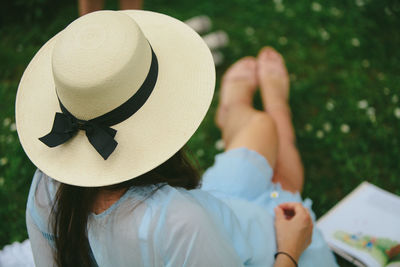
[27,148,338,266]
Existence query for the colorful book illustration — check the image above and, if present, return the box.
[317,182,400,267]
[334,231,400,266]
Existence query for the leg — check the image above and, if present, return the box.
[257,47,304,193]
[216,57,278,169]
[119,0,143,10]
[78,0,104,16]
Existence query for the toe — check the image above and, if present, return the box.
[258,46,283,62]
[223,56,257,82]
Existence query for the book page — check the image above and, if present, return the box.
[317,182,400,267]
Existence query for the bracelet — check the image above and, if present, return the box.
[274,251,298,267]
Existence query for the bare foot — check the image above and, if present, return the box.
[257,47,290,111]
[216,57,258,129]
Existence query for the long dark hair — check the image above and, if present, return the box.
[51,147,200,267]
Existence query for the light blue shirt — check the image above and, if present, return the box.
[26,148,338,266]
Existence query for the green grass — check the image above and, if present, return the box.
[1,0,399,266]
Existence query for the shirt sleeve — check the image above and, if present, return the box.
[155,192,245,267]
[26,210,56,266]
[26,169,58,266]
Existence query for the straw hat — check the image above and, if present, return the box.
[15,10,215,187]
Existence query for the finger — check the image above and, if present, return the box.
[294,207,313,225]
[274,206,286,221]
[297,206,311,218]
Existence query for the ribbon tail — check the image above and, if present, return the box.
[39,113,75,147]
[86,125,118,160]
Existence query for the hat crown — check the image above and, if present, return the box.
[52,10,151,120]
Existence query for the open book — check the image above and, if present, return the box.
[317,182,400,267]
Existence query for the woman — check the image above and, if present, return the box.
[18,10,338,267]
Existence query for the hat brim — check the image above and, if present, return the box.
[16,10,215,187]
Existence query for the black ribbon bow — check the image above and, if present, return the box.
[39,45,158,160]
[39,112,117,160]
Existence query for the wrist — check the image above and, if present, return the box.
[277,247,301,262]
[274,251,299,267]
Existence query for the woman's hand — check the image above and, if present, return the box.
[274,202,313,262]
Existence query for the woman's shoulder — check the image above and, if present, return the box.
[129,184,214,216]
[28,169,59,206]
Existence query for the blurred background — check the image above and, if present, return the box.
[0,0,399,265]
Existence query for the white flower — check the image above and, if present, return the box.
[323,122,332,132]
[369,114,376,123]
[0,177,4,186]
[326,100,335,111]
[351,38,360,47]
[367,107,375,117]
[305,123,313,132]
[330,7,342,16]
[273,0,283,4]
[319,28,330,40]
[270,191,279,198]
[355,0,365,7]
[357,99,368,109]
[215,139,225,151]
[10,123,17,132]
[361,59,370,68]
[392,95,398,103]
[384,87,390,95]
[3,118,11,127]
[340,124,350,133]
[196,149,205,157]
[275,3,285,12]
[0,157,8,166]
[311,2,322,12]
[278,36,288,45]
[377,73,385,80]
[316,130,324,139]
[245,27,255,36]
[213,52,224,66]
[394,108,400,119]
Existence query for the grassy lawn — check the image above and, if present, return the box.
[0,0,399,265]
